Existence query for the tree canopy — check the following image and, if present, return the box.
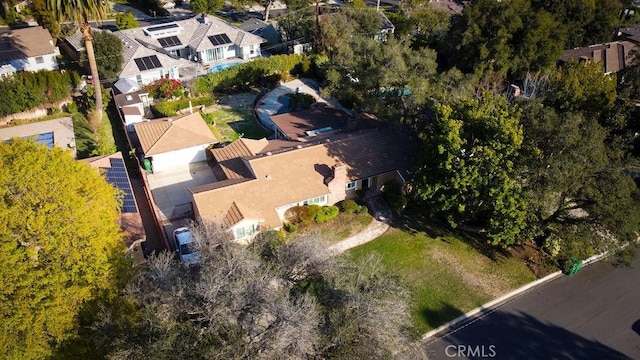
[81,30,123,81]
[0,139,126,360]
[115,11,138,30]
[62,228,423,359]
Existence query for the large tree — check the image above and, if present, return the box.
[68,229,422,359]
[414,92,528,246]
[81,30,123,81]
[0,139,126,359]
[48,0,107,123]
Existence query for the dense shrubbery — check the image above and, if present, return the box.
[382,180,407,212]
[152,96,215,117]
[340,199,368,214]
[194,54,319,94]
[288,204,340,225]
[144,78,185,100]
[0,70,77,117]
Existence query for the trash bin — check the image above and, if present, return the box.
[143,158,152,172]
[566,257,583,276]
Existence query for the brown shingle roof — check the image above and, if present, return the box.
[133,112,217,155]
[559,41,637,73]
[191,127,415,228]
[270,104,350,141]
[0,26,56,59]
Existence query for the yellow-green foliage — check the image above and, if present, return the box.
[0,139,126,359]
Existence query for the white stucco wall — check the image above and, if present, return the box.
[9,53,59,72]
[149,144,209,172]
[123,66,180,87]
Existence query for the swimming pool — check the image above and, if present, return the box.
[209,62,242,73]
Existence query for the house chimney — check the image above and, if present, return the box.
[327,160,348,205]
[201,13,209,25]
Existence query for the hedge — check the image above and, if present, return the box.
[152,96,215,117]
[340,199,368,214]
[194,54,320,95]
[0,70,77,117]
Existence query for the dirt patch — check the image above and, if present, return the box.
[428,0,469,15]
[429,247,510,298]
[218,92,260,108]
[510,240,555,278]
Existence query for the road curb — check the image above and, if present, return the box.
[422,251,611,341]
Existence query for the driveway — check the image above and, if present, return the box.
[423,255,640,359]
[146,162,217,221]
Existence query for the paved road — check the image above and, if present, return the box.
[424,255,640,359]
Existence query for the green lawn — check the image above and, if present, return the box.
[299,212,373,242]
[203,106,271,142]
[347,213,535,335]
[72,111,116,159]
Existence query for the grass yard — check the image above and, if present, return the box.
[298,212,373,242]
[204,106,271,142]
[72,111,116,159]
[347,212,535,336]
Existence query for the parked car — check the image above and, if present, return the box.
[173,227,199,264]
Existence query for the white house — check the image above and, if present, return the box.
[133,112,217,172]
[0,26,59,75]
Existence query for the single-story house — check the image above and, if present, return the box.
[0,117,76,158]
[190,127,414,241]
[559,41,637,74]
[133,112,217,172]
[84,152,146,264]
[0,26,59,76]
[114,90,151,132]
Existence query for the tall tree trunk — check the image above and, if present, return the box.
[82,24,103,124]
[264,0,272,22]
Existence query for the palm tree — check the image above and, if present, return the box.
[49,0,107,123]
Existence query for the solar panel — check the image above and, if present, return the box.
[103,158,138,213]
[134,55,162,71]
[147,23,179,33]
[208,33,232,47]
[21,132,54,149]
[158,36,182,48]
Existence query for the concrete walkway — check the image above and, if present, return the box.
[111,3,153,20]
[329,194,392,254]
[254,78,351,130]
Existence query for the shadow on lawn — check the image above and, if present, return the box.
[421,302,465,330]
[392,203,510,262]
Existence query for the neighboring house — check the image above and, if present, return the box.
[133,112,217,172]
[0,26,59,76]
[114,90,151,132]
[559,41,637,74]
[84,152,146,264]
[239,18,281,46]
[190,127,414,241]
[63,14,265,89]
[0,117,76,158]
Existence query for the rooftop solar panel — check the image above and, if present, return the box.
[103,158,138,213]
[158,36,182,48]
[21,132,54,149]
[147,23,179,33]
[134,55,162,71]
[208,33,232,47]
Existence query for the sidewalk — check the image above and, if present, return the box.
[329,194,392,254]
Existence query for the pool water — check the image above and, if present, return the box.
[209,62,242,73]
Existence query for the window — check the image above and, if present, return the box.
[346,181,357,190]
[303,195,326,205]
[234,224,256,240]
[362,178,370,189]
[135,74,142,85]
[35,56,44,64]
[249,45,255,55]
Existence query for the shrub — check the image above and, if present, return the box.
[315,205,339,223]
[152,96,215,117]
[300,205,322,225]
[288,93,315,112]
[341,199,360,214]
[382,180,407,212]
[145,78,184,100]
[283,222,298,234]
[66,102,78,114]
[355,204,368,214]
[0,70,75,117]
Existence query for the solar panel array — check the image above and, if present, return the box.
[147,23,179,33]
[158,36,182,48]
[208,34,232,46]
[134,55,162,71]
[21,131,54,149]
[103,158,138,213]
